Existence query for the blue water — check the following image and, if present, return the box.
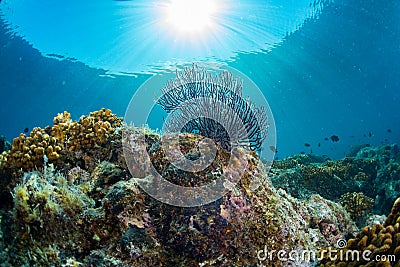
[0,0,399,159]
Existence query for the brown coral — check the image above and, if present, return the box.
[0,108,122,176]
[340,192,374,225]
[0,127,61,172]
[51,108,122,152]
[320,197,400,267]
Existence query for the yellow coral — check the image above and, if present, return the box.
[320,197,400,267]
[14,186,29,202]
[53,111,71,125]
[0,127,61,172]
[0,108,122,174]
[339,192,374,223]
[51,108,122,152]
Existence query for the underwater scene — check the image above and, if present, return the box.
[0,0,399,266]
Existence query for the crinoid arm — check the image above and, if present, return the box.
[157,64,268,151]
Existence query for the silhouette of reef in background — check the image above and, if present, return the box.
[0,109,399,266]
[0,135,10,154]
[271,144,400,222]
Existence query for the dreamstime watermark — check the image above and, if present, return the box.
[256,239,396,265]
[122,63,276,207]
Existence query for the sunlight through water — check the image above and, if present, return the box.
[0,0,332,74]
[164,0,218,33]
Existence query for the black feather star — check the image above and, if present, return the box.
[157,64,268,151]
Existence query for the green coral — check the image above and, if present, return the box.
[8,165,94,265]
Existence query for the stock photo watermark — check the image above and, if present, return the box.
[122,63,276,207]
[256,239,396,265]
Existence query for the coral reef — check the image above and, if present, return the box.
[365,214,387,228]
[147,132,233,187]
[360,145,400,215]
[270,157,376,200]
[320,197,400,267]
[272,153,330,170]
[3,108,400,266]
[339,192,374,227]
[0,109,361,266]
[271,144,400,216]
[0,108,122,176]
[0,109,123,210]
[134,129,357,266]
[51,108,122,152]
[8,165,94,265]
[356,144,400,165]
[0,127,61,172]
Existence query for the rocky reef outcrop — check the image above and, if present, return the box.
[0,109,398,266]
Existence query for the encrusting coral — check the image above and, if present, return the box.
[320,197,400,267]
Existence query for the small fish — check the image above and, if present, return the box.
[324,137,329,141]
[330,135,339,142]
[318,143,321,147]
[304,143,311,147]
[387,129,392,133]
[300,151,305,154]
[23,127,29,133]
[368,132,372,137]
[269,146,278,153]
